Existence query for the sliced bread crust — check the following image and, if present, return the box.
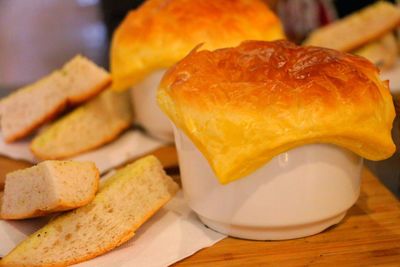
[31,89,133,160]
[0,156,179,267]
[0,55,111,142]
[0,161,99,220]
[303,2,400,52]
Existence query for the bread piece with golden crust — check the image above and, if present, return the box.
[111,0,285,90]
[1,161,99,220]
[354,33,398,70]
[0,156,179,266]
[158,40,396,184]
[303,1,400,52]
[0,55,111,142]
[30,89,133,160]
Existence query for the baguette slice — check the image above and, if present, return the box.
[303,2,400,52]
[0,161,99,220]
[31,89,133,159]
[0,55,111,142]
[354,33,398,70]
[0,156,179,267]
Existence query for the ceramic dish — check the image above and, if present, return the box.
[130,69,173,141]
[174,127,363,240]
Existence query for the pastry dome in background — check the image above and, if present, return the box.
[110,0,285,90]
[158,40,396,184]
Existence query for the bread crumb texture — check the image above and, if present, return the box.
[0,156,178,267]
[0,55,111,142]
[0,161,99,220]
[31,89,133,159]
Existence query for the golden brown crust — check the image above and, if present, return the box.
[4,101,67,143]
[1,210,47,220]
[111,0,285,90]
[68,78,112,104]
[30,122,130,160]
[158,40,396,184]
[4,79,111,143]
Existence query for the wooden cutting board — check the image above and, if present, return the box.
[1,147,399,266]
[173,167,400,266]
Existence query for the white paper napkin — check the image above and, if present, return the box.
[0,131,227,266]
[0,130,165,173]
[0,192,226,266]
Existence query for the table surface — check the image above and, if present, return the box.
[1,146,400,266]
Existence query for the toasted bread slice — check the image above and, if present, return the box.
[0,161,99,220]
[0,55,111,142]
[303,2,400,52]
[0,156,179,267]
[31,89,133,159]
[354,33,398,70]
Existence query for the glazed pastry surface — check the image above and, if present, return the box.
[111,0,284,90]
[158,40,396,184]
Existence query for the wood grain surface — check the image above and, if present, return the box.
[173,167,400,266]
[1,147,399,266]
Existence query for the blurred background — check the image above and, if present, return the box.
[0,0,399,197]
[2,0,395,89]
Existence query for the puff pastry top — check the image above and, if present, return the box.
[158,40,396,184]
[110,0,284,90]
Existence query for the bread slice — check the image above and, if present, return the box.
[354,33,398,70]
[0,191,3,218]
[303,2,400,52]
[0,174,5,191]
[0,55,111,142]
[30,89,133,160]
[0,161,99,220]
[0,156,179,267]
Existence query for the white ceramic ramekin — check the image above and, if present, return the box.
[173,127,363,240]
[130,69,174,142]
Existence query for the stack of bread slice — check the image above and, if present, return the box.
[0,55,111,142]
[0,54,134,160]
[303,1,400,70]
[0,156,179,266]
[31,89,133,159]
